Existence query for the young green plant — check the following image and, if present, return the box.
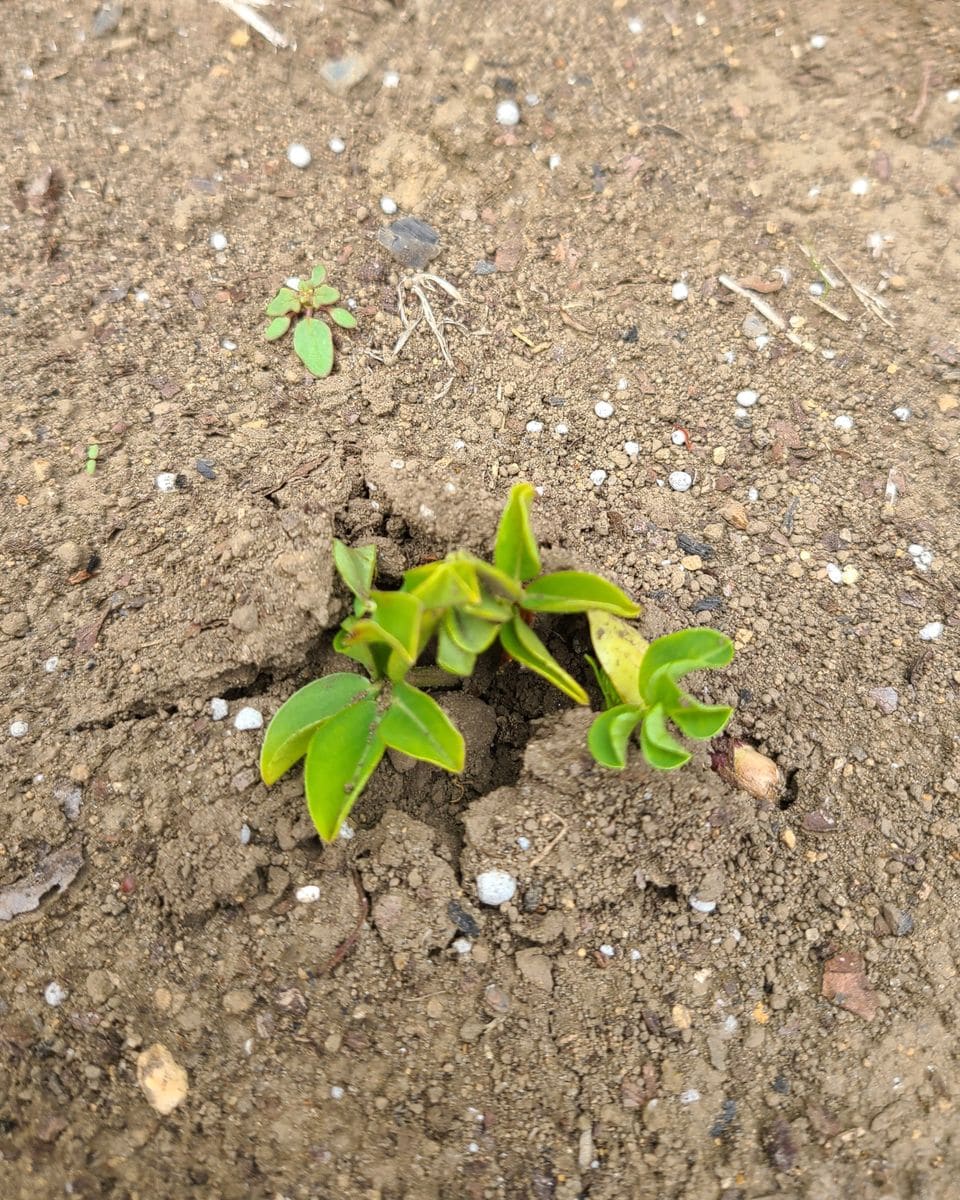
[263,264,357,377]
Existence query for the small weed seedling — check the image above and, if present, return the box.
[85,443,100,475]
[263,264,357,377]
[260,483,734,841]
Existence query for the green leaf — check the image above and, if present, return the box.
[347,590,422,681]
[304,699,384,841]
[379,681,465,772]
[636,629,735,695]
[461,555,524,604]
[260,673,374,786]
[330,307,357,330]
[333,619,376,672]
[522,571,640,617]
[403,560,480,610]
[586,610,649,706]
[639,704,690,770]
[446,607,500,654]
[334,540,377,606]
[266,288,302,317]
[311,284,341,306]
[498,614,588,704]
[585,654,622,710]
[308,264,327,286]
[669,698,733,741]
[493,482,541,582]
[293,315,334,377]
[264,315,291,341]
[436,621,476,676]
[588,704,645,769]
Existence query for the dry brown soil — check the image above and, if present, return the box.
[2,0,960,1196]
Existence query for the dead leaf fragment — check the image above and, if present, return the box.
[735,274,783,294]
[136,1043,189,1114]
[821,951,878,1021]
[0,840,83,922]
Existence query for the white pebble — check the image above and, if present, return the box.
[134,289,150,303]
[525,93,540,107]
[476,869,517,907]
[467,1141,480,1153]
[382,70,400,88]
[668,470,692,492]
[947,88,960,104]
[496,99,521,127]
[452,937,472,955]
[809,33,828,49]
[809,281,825,296]
[328,136,346,155]
[850,177,870,196]
[617,377,629,391]
[554,423,568,435]
[285,276,301,290]
[590,469,608,487]
[671,429,687,446]
[295,885,321,903]
[629,949,641,961]
[44,981,67,1007]
[826,563,843,584]
[671,281,689,302]
[452,439,466,450]
[234,706,263,731]
[893,406,911,422]
[747,487,759,502]
[598,944,615,958]
[689,896,716,914]
[548,153,562,171]
[155,472,177,492]
[330,1086,345,1100]
[680,1089,702,1104]
[287,142,312,169]
[516,836,531,851]
[594,400,614,419]
[624,440,640,457]
[239,824,252,846]
[834,414,854,431]
[525,420,544,434]
[723,350,736,364]
[338,821,355,840]
[43,656,59,673]
[221,338,237,351]
[919,622,944,642]
[737,389,758,407]
[755,335,771,350]
[209,231,228,251]
[380,195,398,215]
[210,698,229,721]
[628,17,644,34]
[390,458,405,469]
[9,721,28,739]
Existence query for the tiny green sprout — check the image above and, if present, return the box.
[85,444,100,475]
[259,483,732,842]
[263,264,358,378]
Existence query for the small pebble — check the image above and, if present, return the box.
[629,949,641,961]
[869,686,899,715]
[668,470,693,492]
[893,406,911,422]
[624,440,640,456]
[841,565,860,586]
[850,178,870,196]
[919,622,944,642]
[380,196,398,215]
[295,885,321,903]
[548,153,561,170]
[689,896,717,915]
[809,33,828,49]
[239,824,252,845]
[155,473,178,493]
[590,469,608,487]
[594,400,614,419]
[516,836,531,851]
[9,721,28,738]
[338,822,355,840]
[382,70,400,88]
[628,17,644,34]
[210,698,229,721]
[287,143,312,168]
[328,136,346,154]
[747,487,759,502]
[330,1086,345,1100]
[809,281,825,296]
[496,99,521,126]
[671,429,687,446]
[44,656,59,673]
[209,231,228,251]
[234,707,263,731]
[525,420,544,433]
[452,937,472,955]
[554,423,568,435]
[737,389,758,407]
[221,338,237,351]
[476,870,517,906]
[834,414,854,431]
[671,281,689,302]
[826,563,843,584]
[947,88,960,104]
[598,944,615,958]
[44,981,67,1007]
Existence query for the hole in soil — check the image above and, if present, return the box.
[778,767,800,810]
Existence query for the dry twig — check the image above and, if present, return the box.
[213,0,290,49]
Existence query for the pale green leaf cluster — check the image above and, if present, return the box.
[263,264,358,378]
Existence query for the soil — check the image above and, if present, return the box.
[2,0,959,1196]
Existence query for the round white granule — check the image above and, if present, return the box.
[671,281,689,302]
[624,440,640,456]
[476,870,517,906]
[737,389,758,407]
[525,420,544,433]
[594,400,614,419]
[295,885,321,903]
[287,142,312,168]
[496,99,520,127]
[209,231,228,251]
[9,721,28,738]
[380,196,398,215]
[590,469,608,487]
[668,470,692,492]
[328,136,346,155]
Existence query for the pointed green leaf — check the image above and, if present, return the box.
[522,571,641,617]
[493,483,541,582]
[640,704,690,770]
[304,699,384,841]
[334,619,376,671]
[266,288,302,317]
[308,264,327,286]
[379,681,465,772]
[293,315,334,377]
[446,608,500,654]
[403,560,480,610]
[637,629,734,694]
[585,654,623,710]
[587,610,649,706]
[330,307,357,330]
[264,315,291,341]
[260,673,374,786]
[334,540,377,604]
[498,614,588,704]
[464,556,525,603]
[436,622,476,676]
[311,284,341,306]
[588,703,645,769]
[669,699,733,741]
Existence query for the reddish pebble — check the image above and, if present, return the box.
[120,875,136,895]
